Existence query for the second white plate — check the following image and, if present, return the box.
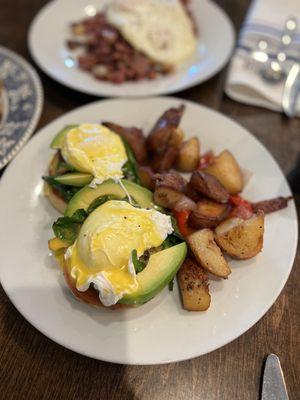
[28,0,235,97]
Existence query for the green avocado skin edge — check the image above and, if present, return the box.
[54,172,93,187]
[119,243,187,306]
[64,179,155,217]
[50,125,78,149]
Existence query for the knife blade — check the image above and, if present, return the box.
[261,354,289,400]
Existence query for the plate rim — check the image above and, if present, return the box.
[27,0,235,98]
[0,46,44,170]
[0,96,298,365]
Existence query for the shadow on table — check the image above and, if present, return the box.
[0,286,141,400]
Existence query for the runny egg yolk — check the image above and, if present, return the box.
[65,200,173,306]
[61,124,127,185]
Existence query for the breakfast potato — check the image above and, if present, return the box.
[187,229,231,278]
[204,150,244,195]
[102,122,148,164]
[138,166,156,190]
[185,182,202,202]
[188,200,230,229]
[169,127,185,147]
[214,212,264,259]
[153,146,179,172]
[154,171,188,208]
[189,170,229,203]
[154,187,187,209]
[178,257,211,311]
[175,137,200,172]
[156,171,187,192]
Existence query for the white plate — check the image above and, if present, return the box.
[28,0,235,97]
[0,97,297,365]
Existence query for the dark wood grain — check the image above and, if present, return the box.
[0,1,299,399]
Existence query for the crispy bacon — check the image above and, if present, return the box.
[252,196,292,214]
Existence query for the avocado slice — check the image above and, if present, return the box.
[65,179,156,216]
[119,243,187,305]
[54,173,93,187]
[50,125,78,149]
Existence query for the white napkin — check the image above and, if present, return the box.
[225,0,300,112]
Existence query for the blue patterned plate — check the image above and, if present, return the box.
[0,46,43,169]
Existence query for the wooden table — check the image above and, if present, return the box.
[0,1,299,399]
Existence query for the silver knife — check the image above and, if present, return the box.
[261,354,289,400]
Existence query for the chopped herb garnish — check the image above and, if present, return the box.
[168,279,174,291]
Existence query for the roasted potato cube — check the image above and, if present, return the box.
[188,200,230,229]
[176,137,200,172]
[156,171,187,192]
[214,212,264,259]
[185,182,202,202]
[154,172,188,208]
[190,170,229,203]
[178,257,211,311]
[204,150,244,194]
[154,187,186,209]
[152,146,179,172]
[187,229,231,278]
[169,127,185,147]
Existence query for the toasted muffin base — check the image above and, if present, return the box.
[44,182,67,214]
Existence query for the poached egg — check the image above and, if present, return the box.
[106,0,197,66]
[60,124,127,186]
[64,200,173,306]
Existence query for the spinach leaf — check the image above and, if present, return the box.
[121,139,141,184]
[42,176,79,202]
[162,234,182,249]
[52,209,88,244]
[131,249,147,273]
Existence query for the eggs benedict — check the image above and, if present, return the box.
[59,124,127,186]
[49,189,187,308]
